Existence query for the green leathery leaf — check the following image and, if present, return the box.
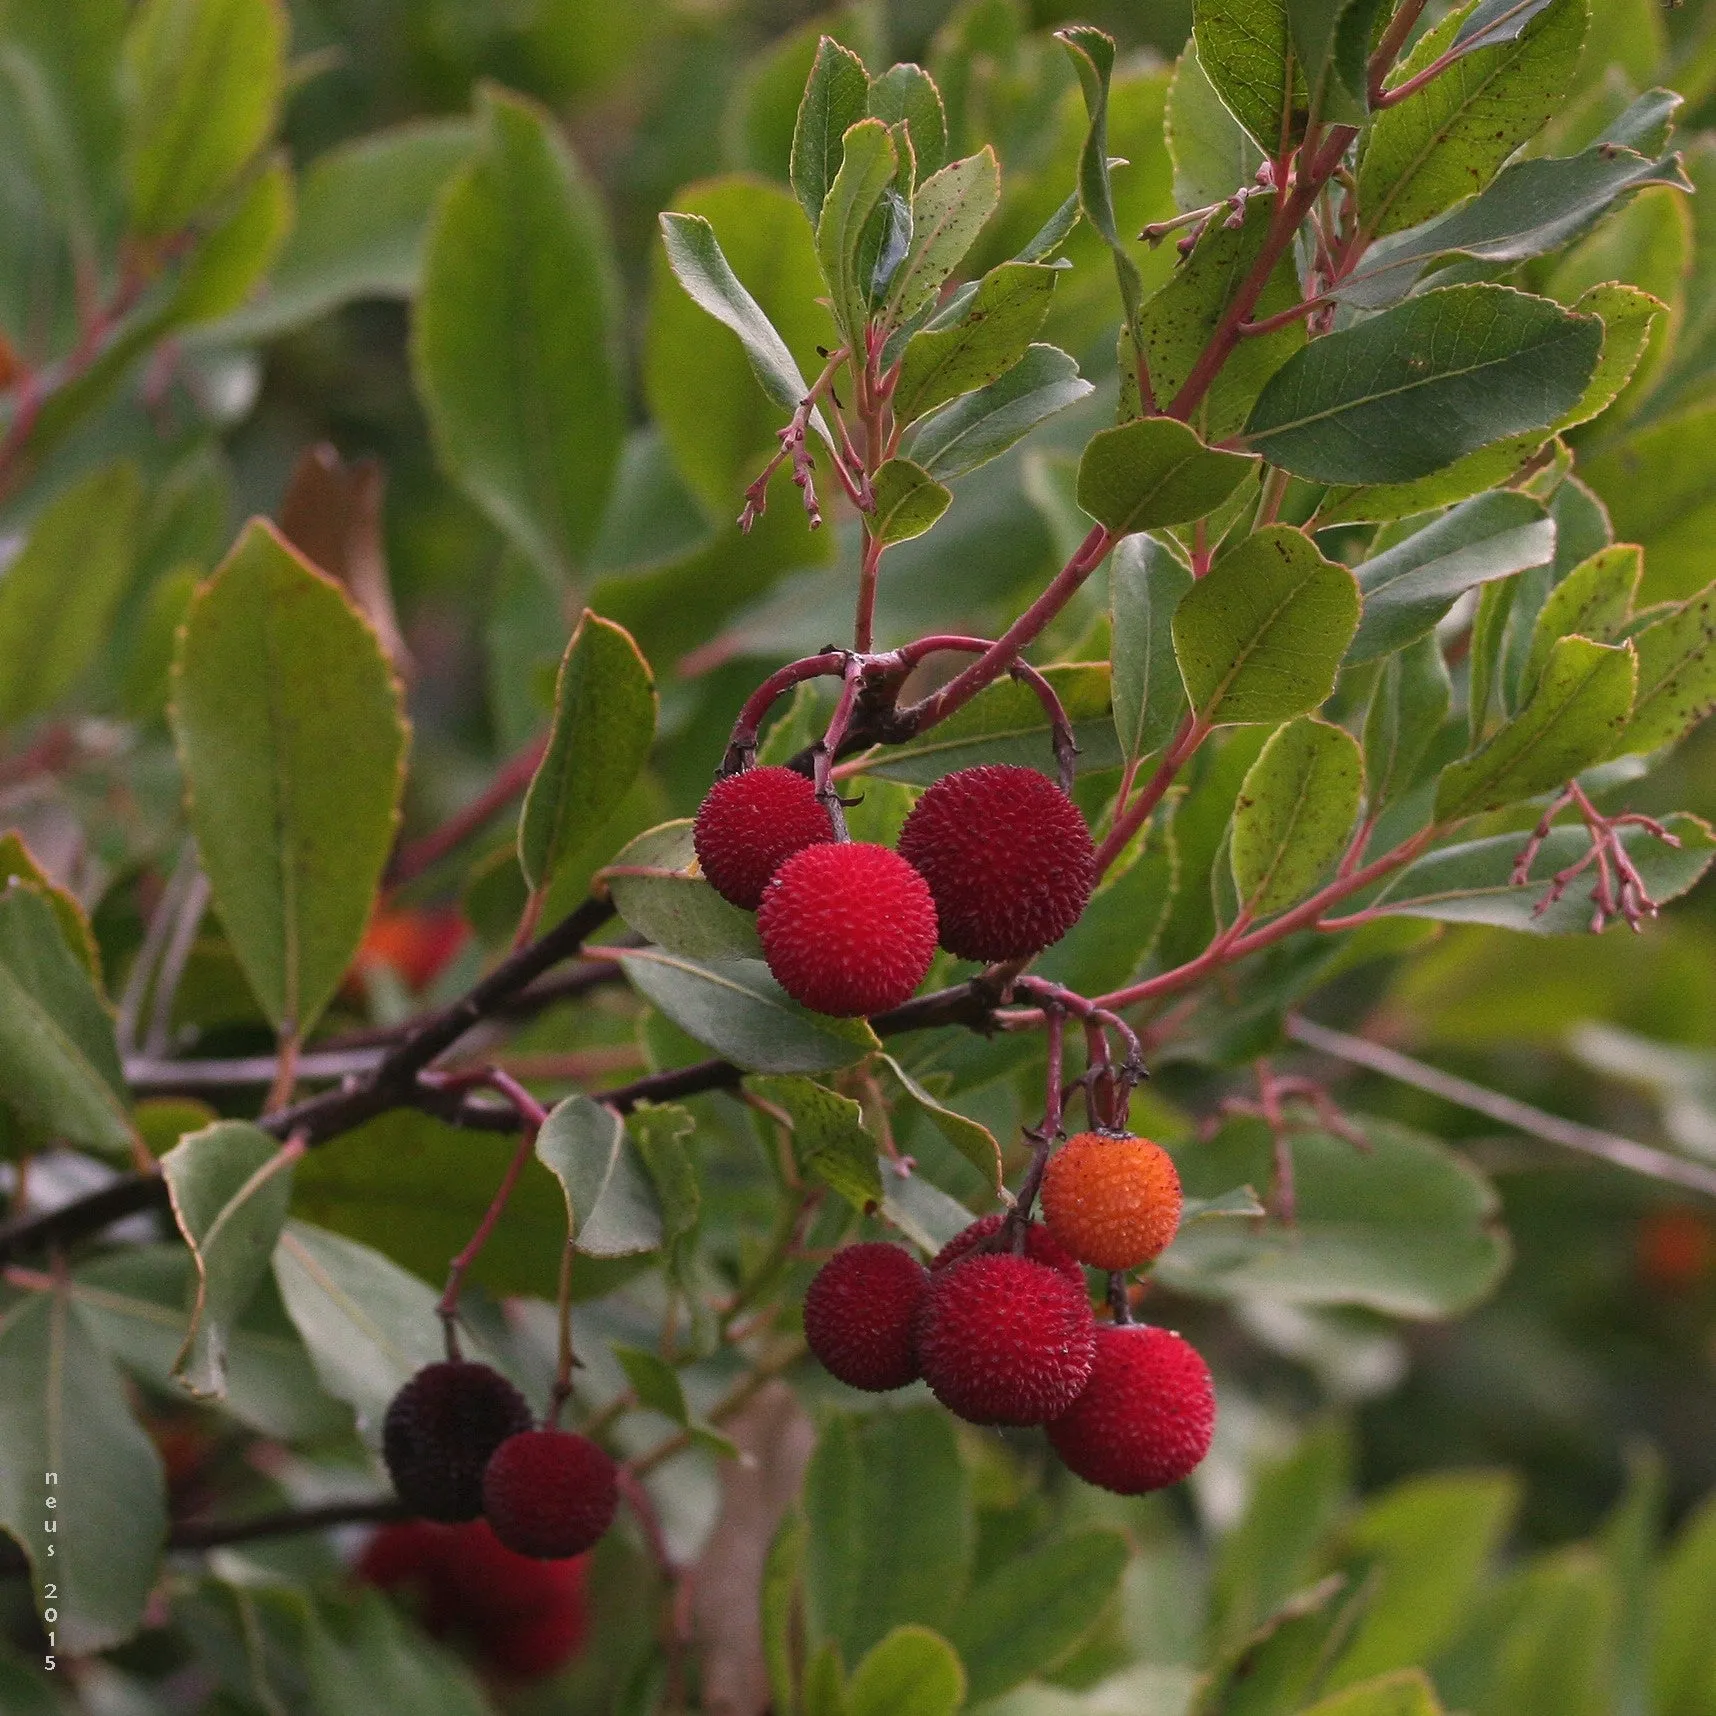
[171,520,407,1038]
[0,1287,167,1653]
[292,1108,571,1294]
[0,834,99,979]
[867,458,952,545]
[1615,578,1716,756]
[1289,0,1371,122]
[1336,132,1691,309]
[1301,1670,1448,1716]
[867,662,1121,783]
[536,1095,663,1257]
[1077,417,1256,535]
[198,118,477,342]
[848,1626,965,1716]
[1655,1492,1716,1716]
[792,36,870,227]
[892,261,1057,424]
[1111,532,1194,762]
[1346,491,1555,664]
[1243,286,1602,484]
[1202,1573,1366,1716]
[1327,1472,1520,1691]
[1057,26,1145,348]
[745,1075,882,1211]
[1434,635,1636,819]
[1364,635,1452,809]
[1193,0,1294,156]
[1369,814,1714,933]
[946,1529,1129,1706]
[1173,527,1360,725]
[878,1054,1002,1193]
[165,150,293,327]
[903,343,1094,482]
[0,881,135,1162]
[1167,40,1266,212]
[603,820,761,961]
[414,85,625,583]
[272,1220,468,1445]
[817,117,897,345]
[162,1120,297,1399]
[71,1246,348,1445]
[1231,717,1364,916]
[612,1344,689,1425]
[1161,1117,1510,1317]
[518,610,657,892]
[867,64,947,180]
[883,148,997,327]
[121,0,285,238]
[1212,1423,1353,1650]
[1522,545,1640,698]
[655,199,837,485]
[609,948,878,1073]
[0,462,140,724]
[1139,193,1307,440]
[1559,283,1664,431]
[804,1406,974,1667]
[1356,0,1589,237]
[629,1103,700,1250]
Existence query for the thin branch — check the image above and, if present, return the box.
[1368,0,1431,101]
[1285,1015,1716,1201]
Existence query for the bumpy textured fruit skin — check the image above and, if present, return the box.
[930,1212,1086,1290]
[1041,1132,1183,1271]
[483,1429,619,1560]
[805,1243,928,1390]
[693,766,836,910]
[897,764,1096,961]
[757,842,938,1017]
[382,1361,534,1522]
[916,1252,1095,1425]
[1048,1324,1215,1493]
[357,1517,590,1681]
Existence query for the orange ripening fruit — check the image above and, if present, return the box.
[1041,1132,1183,1271]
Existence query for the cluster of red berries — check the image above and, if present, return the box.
[358,1517,590,1681]
[382,1361,618,1560]
[803,1135,1211,1493]
[694,761,1098,1016]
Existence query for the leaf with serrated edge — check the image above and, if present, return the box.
[1244,286,1601,485]
[879,1054,1001,1192]
[1370,814,1715,933]
[884,148,997,327]
[1173,527,1360,725]
[0,881,135,1160]
[657,209,836,454]
[1078,417,1256,534]
[1617,580,1716,755]
[536,1095,662,1257]
[817,117,897,345]
[1232,717,1364,916]
[1357,0,1588,237]
[905,343,1093,481]
[1347,492,1554,664]
[791,37,869,226]
[747,1074,882,1210]
[893,262,1057,424]
[519,610,657,892]
[1522,545,1640,698]
[171,520,407,1039]
[1435,636,1637,820]
[868,458,952,545]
